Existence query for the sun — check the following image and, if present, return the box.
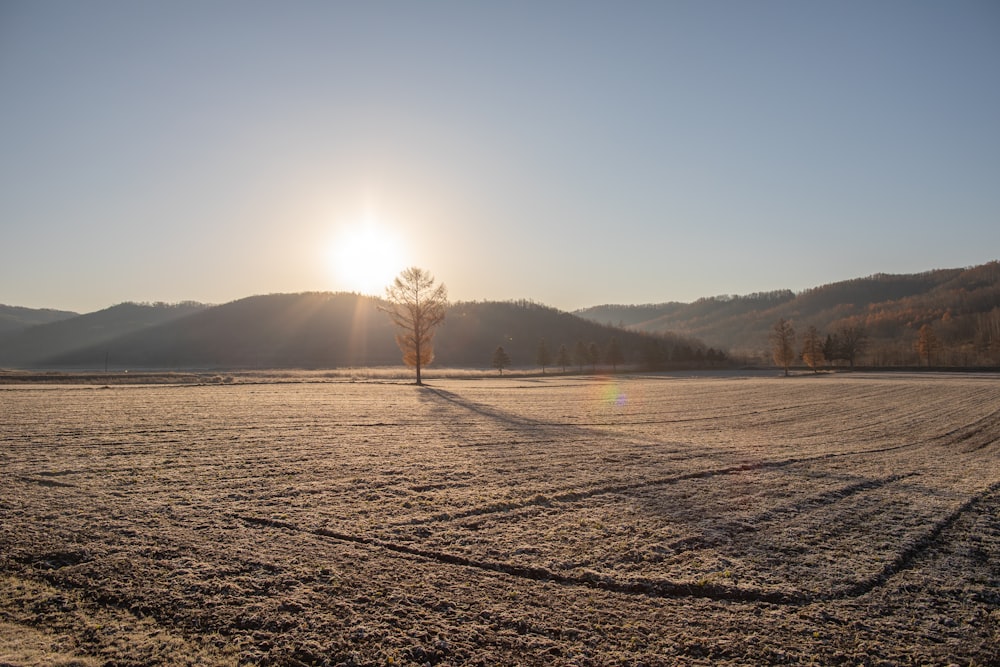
[328,219,406,295]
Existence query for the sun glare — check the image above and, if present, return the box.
[329,219,406,296]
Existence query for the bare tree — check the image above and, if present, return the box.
[492,345,511,375]
[380,267,447,385]
[588,342,600,372]
[556,344,571,373]
[770,318,796,376]
[536,338,551,374]
[822,333,839,368]
[838,324,868,369]
[801,325,824,373]
[573,341,588,372]
[606,337,624,371]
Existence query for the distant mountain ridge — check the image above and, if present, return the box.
[0,304,78,335]
[0,293,706,370]
[4,261,997,369]
[0,302,208,368]
[576,261,1000,365]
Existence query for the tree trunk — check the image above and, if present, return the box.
[415,338,423,385]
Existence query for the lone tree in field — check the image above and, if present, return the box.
[770,318,796,376]
[916,323,940,367]
[536,338,551,374]
[801,325,824,373]
[380,267,447,386]
[492,346,511,375]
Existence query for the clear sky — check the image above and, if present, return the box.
[2,1,998,314]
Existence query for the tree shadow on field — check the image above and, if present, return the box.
[417,385,555,430]
[414,383,648,450]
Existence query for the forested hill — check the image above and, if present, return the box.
[0,293,709,370]
[7,261,997,370]
[0,302,208,367]
[576,261,1000,365]
[0,304,78,335]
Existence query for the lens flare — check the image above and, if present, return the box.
[596,378,628,409]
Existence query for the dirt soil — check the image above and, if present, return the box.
[1,373,998,665]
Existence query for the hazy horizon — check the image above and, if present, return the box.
[4,257,1000,317]
[3,1,998,314]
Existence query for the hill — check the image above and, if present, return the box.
[0,293,710,371]
[0,304,77,335]
[10,260,996,370]
[0,301,207,368]
[576,261,1000,366]
[436,299,709,369]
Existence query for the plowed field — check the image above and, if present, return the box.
[2,373,998,665]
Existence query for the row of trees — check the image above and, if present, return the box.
[771,319,872,375]
[493,337,627,375]
[493,335,730,375]
[770,317,953,374]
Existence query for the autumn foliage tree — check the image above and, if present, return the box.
[916,323,940,367]
[380,267,447,385]
[770,318,796,376]
[801,325,824,373]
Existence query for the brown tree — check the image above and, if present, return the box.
[915,323,940,367]
[556,344,571,372]
[536,338,551,374]
[588,341,600,372]
[801,325,824,373]
[838,324,868,369]
[492,346,511,375]
[605,337,624,371]
[573,341,588,372]
[380,267,447,385]
[770,318,796,376]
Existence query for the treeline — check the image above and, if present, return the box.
[579,261,1000,368]
[440,299,720,372]
[492,331,728,375]
[768,309,1000,372]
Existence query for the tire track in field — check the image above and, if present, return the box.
[239,479,999,606]
[389,440,921,529]
[237,514,807,604]
[824,480,1000,600]
[927,406,1000,453]
[730,471,921,529]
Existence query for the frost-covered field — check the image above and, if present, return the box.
[1,374,998,665]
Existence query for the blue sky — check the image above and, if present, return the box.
[2,1,998,313]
